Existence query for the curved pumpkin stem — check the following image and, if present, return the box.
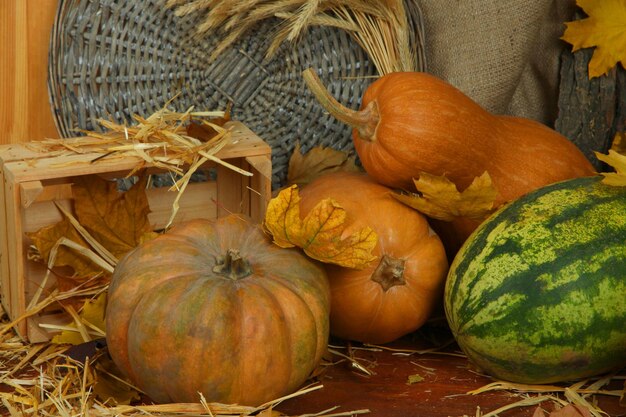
[213,249,252,280]
[302,68,379,142]
[371,254,406,291]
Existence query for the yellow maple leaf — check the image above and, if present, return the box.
[52,292,107,345]
[610,131,626,154]
[263,185,378,269]
[595,149,626,185]
[561,0,626,79]
[392,172,498,221]
[287,142,360,188]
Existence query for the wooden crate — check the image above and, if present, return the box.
[0,121,272,343]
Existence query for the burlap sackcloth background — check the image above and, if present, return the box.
[418,0,577,126]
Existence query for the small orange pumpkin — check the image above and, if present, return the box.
[105,215,330,406]
[299,172,448,344]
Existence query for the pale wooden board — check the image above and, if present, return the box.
[217,159,247,218]
[5,177,27,337]
[21,180,219,233]
[24,261,52,307]
[146,181,219,229]
[246,154,272,221]
[20,181,73,209]
[0,166,11,316]
[23,199,70,233]
[0,122,271,184]
[0,0,60,145]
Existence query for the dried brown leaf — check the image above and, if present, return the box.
[56,275,99,294]
[55,274,110,312]
[93,353,142,405]
[73,174,153,259]
[549,404,593,417]
[28,172,155,293]
[27,217,101,278]
[287,142,360,188]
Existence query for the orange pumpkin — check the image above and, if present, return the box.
[302,69,595,256]
[299,172,448,344]
[303,69,594,196]
[105,215,330,406]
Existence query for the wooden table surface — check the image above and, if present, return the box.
[277,327,626,417]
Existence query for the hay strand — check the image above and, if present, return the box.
[32,104,252,230]
[469,378,624,398]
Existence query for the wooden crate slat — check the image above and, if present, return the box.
[0,165,11,318]
[146,180,219,229]
[216,159,247,218]
[20,181,73,208]
[23,199,70,233]
[1,121,269,184]
[5,178,27,338]
[246,154,272,222]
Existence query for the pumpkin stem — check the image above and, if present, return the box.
[213,249,252,280]
[302,68,379,142]
[371,254,406,291]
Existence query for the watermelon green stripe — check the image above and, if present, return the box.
[445,176,626,384]
[456,236,626,333]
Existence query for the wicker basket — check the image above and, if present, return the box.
[48,0,426,189]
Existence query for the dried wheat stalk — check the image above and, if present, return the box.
[165,0,419,75]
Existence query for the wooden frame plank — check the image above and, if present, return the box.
[245,155,272,221]
[5,177,27,337]
[216,158,246,218]
[0,165,11,316]
[0,121,271,184]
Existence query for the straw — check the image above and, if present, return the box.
[166,0,422,75]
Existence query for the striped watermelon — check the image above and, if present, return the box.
[445,175,626,384]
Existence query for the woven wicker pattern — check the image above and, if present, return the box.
[48,0,425,188]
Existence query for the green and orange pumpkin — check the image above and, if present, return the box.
[105,215,330,406]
